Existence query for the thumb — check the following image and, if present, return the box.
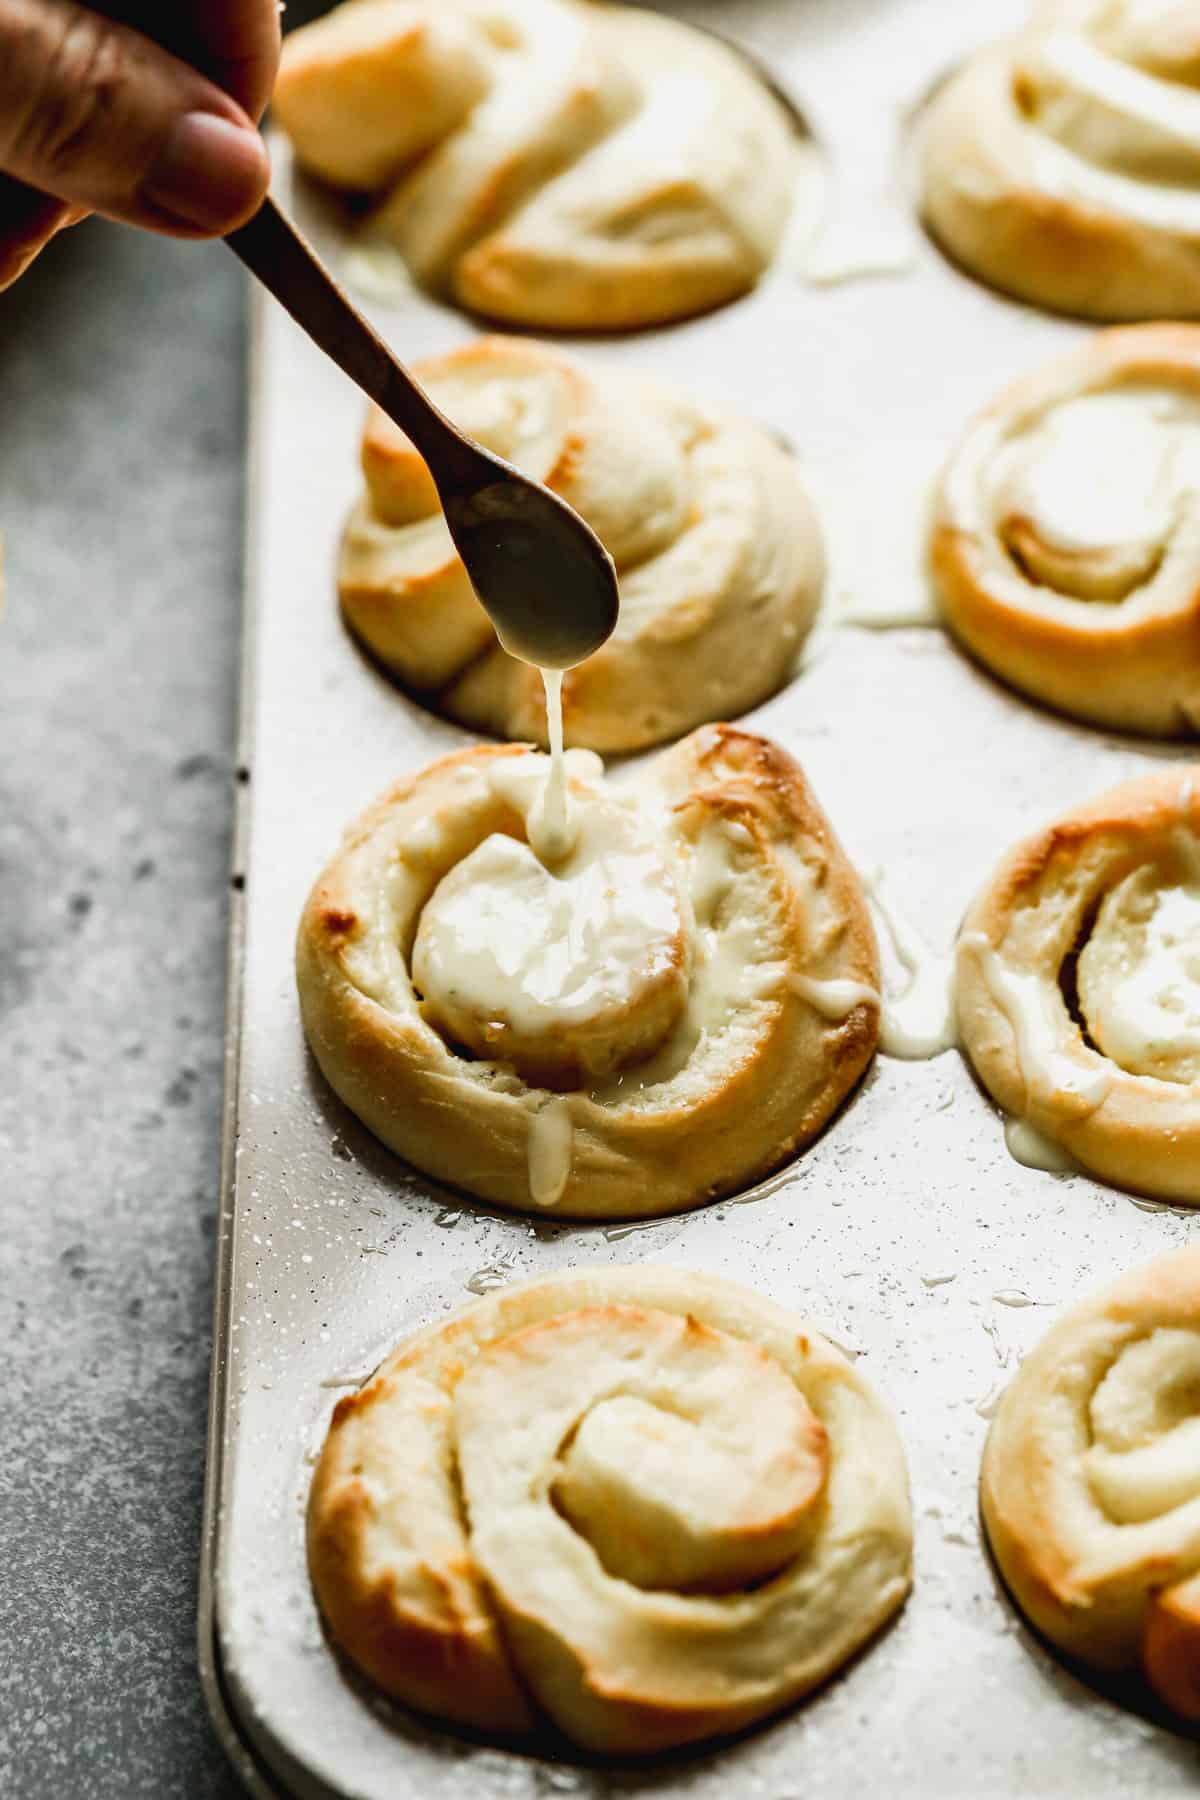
[0,0,269,236]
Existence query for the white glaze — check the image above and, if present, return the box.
[587,821,777,1105]
[528,668,573,864]
[487,744,603,826]
[527,1097,574,1207]
[789,973,881,1022]
[413,800,685,1057]
[805,229,916,287]
[865,871,957,1059]
[807,451,940,630]
[1080,873,1200,1077]
[799,99,917,287]
[989,388,1189,576]
[961,932,1114,1116]
[1004,1115,1079,1174]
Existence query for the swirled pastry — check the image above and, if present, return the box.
[956,767,1200,1199]
[983,1247,1200,1718]
[274,0,801,330]
[308,1265,913,1751]
[296,726,879,1218]
[920,1,1200,320]
[932,325,1200,736]
[340,336,824,751]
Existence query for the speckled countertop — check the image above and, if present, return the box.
[0,217,246,1797]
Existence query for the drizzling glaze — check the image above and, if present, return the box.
[528,1096,574,1207]
[415,686,875,1204]
[528,668,573,864]
[865,870,957,1058]
[414,767,688,1087]
[1004,1115,1078,1175]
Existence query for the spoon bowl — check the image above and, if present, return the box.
[442,470,618,670]
[227,197,619,671]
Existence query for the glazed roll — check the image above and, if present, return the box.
[983,1247,1200,1720]
[274,0,801,330]
[920,0,1200,321]
[308,1266,913,1752]
[296,726,880,1217]
[956,767,1200,1200]
[932,325,1200,737]
[340,335,824,752]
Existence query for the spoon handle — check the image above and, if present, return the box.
[227,197,471,485]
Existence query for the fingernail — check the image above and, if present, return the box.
[143,112,269,232]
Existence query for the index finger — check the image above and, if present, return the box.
[105,2,282,120]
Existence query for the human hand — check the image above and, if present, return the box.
[0,1,281,287]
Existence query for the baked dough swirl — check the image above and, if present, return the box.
[956,767,1200,1199]
[932,325,1200,736]
[274,0,800,330]
[920,1,1200,320]
[296,726,879,1217]
[983,1247,1200,1720]
[307,1266,913,1752]
[340,336,824,752]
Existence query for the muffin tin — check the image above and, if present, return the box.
[200,0,1200,1792]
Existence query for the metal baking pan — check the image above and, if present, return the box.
[199,1,1200,1793]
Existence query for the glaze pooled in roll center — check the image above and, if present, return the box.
[990,387,1200,600]
[296,725,879,1217]
[413,753,690,1088]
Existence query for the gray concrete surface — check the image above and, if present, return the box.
[0,217,246,1798]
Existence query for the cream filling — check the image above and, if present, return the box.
[1085,1329,1200,1523]
[1077,865,1200,1082]
[987,388,1198,598]
[960,931,1115,1120]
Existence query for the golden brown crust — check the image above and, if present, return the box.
[933,325,1200,737]
[981,1248,1200,1715]
[338,335,824,753]
[1143,1572,1200,1720]
[919,20,1200,322]
[296,726,879,1218]
[956,766,1200,1199]
[276,0,798,331]
[307,1266,912,1751]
